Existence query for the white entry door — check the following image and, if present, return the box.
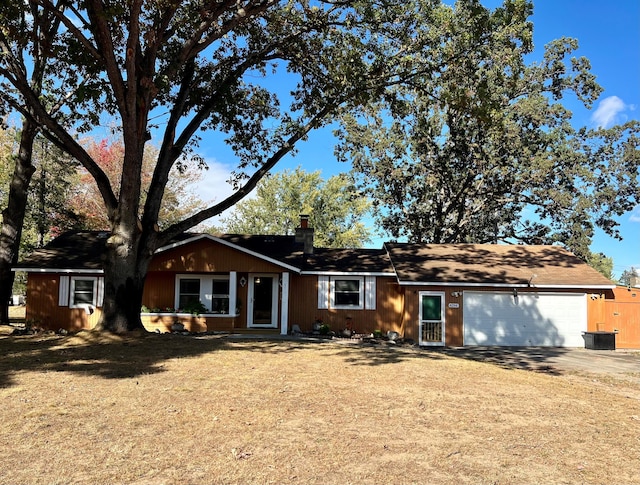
[247,274,278,329]
[419,291,445,346]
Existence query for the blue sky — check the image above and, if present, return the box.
[197,0,639,279]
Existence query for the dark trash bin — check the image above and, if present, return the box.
[582,331,616,350]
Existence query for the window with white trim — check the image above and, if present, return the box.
[178,278,201,309]
[70,277,97,308]
[329,276,364,309]
[210,277,230,314]
[175,273,237,316]
[59,276,103,308]
[318,276,376,310]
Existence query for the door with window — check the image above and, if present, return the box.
[419,292,445,346]
[248,274,278,328]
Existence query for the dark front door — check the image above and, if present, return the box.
[248,274,278,328]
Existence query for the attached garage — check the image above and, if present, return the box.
[463,291,587,347]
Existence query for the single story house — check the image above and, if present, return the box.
[15,219,627,347]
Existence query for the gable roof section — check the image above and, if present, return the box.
[298,247,394,275]
[14,231,109,273]
[385,243,615,289]
[182,235,393,275]
[15,231,310,273]
[156,233,306,273]
[14,231,394,275]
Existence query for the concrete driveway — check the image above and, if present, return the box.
[439,347,640,379]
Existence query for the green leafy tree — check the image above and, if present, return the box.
[24,135,80,249]
[585,252,613,281]
[220,167,371,248]
[336,0,640,261]
[0,127,18,204]
[0,0,443,332]
[0,130,82,297]
[0,0,68,322]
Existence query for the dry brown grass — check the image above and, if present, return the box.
[0,331,639,485]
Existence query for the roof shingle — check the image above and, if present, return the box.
[384,243,614,287]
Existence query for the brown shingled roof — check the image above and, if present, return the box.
[384,243,615,288]
[16,232,614,289]
[15,231,393,275]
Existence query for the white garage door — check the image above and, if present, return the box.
[463,292,587,347]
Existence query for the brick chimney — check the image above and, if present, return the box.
[295,214,314,255]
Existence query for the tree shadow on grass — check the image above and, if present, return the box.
[0,331,230,388]
[0,331,571,389]
[326,343,569,374]
[0,332,350,388]
[330,342,450,366]
[436,346,568,376]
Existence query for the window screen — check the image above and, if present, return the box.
[421,295,442,321]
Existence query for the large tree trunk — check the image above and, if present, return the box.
[94,228,152,333]
[0,121,38,324]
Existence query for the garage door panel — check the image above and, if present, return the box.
[463,292,586,347]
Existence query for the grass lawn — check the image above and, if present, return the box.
[0,329,639,485]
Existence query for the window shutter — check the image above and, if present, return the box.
[317,275,329,309]
[97,277,104,307]
[365,276,376,310]
[58,275,70,306]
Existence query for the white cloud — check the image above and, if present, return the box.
[630,205,640,223]
[194,158,236,205]
[187,158,259,228]
[591,96,628,128]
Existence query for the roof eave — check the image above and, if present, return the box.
[301,271,396,277]
[397,280,616,289]
[12,267,104,274]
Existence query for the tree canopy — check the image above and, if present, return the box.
[220,167,371,248]
[0,0,445,331]
[335,0,640,260]
[68,139,206,231]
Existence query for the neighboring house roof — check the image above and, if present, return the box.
[385,242,615,289]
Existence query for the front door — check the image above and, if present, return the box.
[248,274,278,328]
[419,291,445,346]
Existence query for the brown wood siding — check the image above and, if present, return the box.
[25,273,101,331]
[149,239,286,273]
[141,270,254,331]
[141,314,238,333]
[588,286,640,349]
[401,286,465,346]
[142,272,176,310]
[287,275,404,335]
[402,286,602,347]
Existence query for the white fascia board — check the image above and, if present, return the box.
[398,281,529,287]
[533,284,616,290]
[301,271,395,277]
[398,280,616,290]
[154,233,216,253]
[155,234,302,273]
[12,267,104,274]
